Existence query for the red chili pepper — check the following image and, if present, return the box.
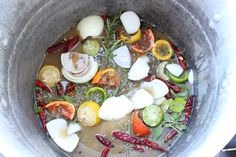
[96,134,114,148]
[185,95,194,125]
[112,130,142,145]
[141,139,167,152]
[165,92,173,99]
[39,111,47,131]
[164,129,178,142]
[101,147,110,157]
[65,82,76,97]
[56,81,64,96]
[144,74,157,82]
[172,46,188,70]
[47,36,80,54]
[101,15,108,22]
[132,145,145,152]
[34,80,52,93]
[159,78,182,93]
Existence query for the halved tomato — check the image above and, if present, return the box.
[91,68,120,87]
[45,101,75,120]
[130,29,155,54]
[132,111,151,137]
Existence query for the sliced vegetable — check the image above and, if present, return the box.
[128,57,150,81]
[46,119,79,152]
[38,65,60,87]
[98,95,134,121]
[168,71,188,83]
[82,40,100,56]
[85,87,107,105]
[152,40,173,61]
[142,79,169,99]
[120,29,142,43]
[45,101,75,120]
[159,99,172,112]
[131,29,155,54]
[112,45,132,68]
[142,105,164,127]
[157,61,169,81]
[132,111,151,137]
[92,68,120,87]
[67,123,81,135]
[77,15,104,39]
[120,11,141,34]
[169,98,186,112]
[188,69,194,85]
[77,101,100,126]
[131,89,154,109]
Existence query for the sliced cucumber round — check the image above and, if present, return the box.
[142,105,164,127]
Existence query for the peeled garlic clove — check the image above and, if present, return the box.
[166,64,184,77]
[120,11,141,34]
[112,46,131,68]
[142,79,169,99]
[188,69,194,84]
[67,123,81,135]
[128,57,150,81]
[99,95,134,121]
[131,89,154,109]
[46,119,79,152]
[77,15,104,39]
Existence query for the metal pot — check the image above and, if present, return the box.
[0,0,236,157]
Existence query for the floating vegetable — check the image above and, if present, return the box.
[86,87,107,105]
[174,47,188,70]
[34,80,52,93]
[185,95,194,125]
[62,56,98,83]
[46,119,79,152]
[92,68,120,87]
[82,40,100,56]
[142,79,169,99]
[77,101,100,126]
[128,57,150,81]
[67,123,81,135]
[141,139,167,152]
[120,11,141,34]
[142,105,164,127]
[166,63,184,77]
[170,88,189,100]
[38,65,60,87]
[77,15,104,39]
[132,145,145,152]
[188,69,194,85]
[132,111,151,137]
[95,134,114,148]
[119,29,142,43]
[112,130,142,145]
[157,61,169,81]
[65,82,76,97]
[101,147,111,157]
[56,81,64,96]
[130,89,154,109]
[131,29,155,54]
[164,129,178,143]
[159,78,183,93]
[152,40,173,61]
[45,101,75,120]
[112,46,132,68]
[169,98,186,113]
[98,95,134,121]
[168,71,188,83]
[38,111,47,131]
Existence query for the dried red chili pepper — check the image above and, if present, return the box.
[65,82,76,97]
[132,145,145,152]
[101,15,108,22]
[39,111,47,131]
[159,78,182,93]
[165,92,173,99]
[172,46,188,70]
[112,130,142,145]
[164,129,178,142]
[47,36,80,54]
[96,134,114,148]
[144,74,157,82]
[101,147,110,157]
[34,80,52,93]
[56,81,64,96]
[185,95,194,125]
[141,139,167,152]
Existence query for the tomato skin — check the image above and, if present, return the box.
[132,111,151,137]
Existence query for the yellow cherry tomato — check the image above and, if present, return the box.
[120,29,141,43]
[152,40,173,61]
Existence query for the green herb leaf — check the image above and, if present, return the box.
[174,123,187,131]
[44,94,52,103]
[33,104,41,114]
[33,86,42,91]
[64,95,73,104]
[152,126,164,139]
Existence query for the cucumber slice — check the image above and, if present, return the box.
[142,105,164,127]
[169,97,186,112]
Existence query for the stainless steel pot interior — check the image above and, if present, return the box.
[0,0,236,157]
